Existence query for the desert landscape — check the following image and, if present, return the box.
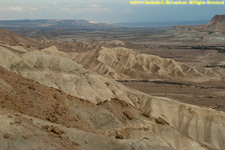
[0,12,225,150]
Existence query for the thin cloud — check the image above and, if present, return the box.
[62,8,70,11]
[65,4,112,13]
[91,4,99,8]
[30,8,38,11]
[0,6,25,11]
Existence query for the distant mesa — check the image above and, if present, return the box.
[0,19,120,30]
[174,15,225,34]
[211,15,225,22]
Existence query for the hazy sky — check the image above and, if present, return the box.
[0,0,224,23]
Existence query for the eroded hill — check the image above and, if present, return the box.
[0,28,225,150]
[69,47,220,81]
[1,60,225,150]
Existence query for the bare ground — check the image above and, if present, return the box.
[121,80,225,112]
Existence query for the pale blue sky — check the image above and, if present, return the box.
[0,0,224,23]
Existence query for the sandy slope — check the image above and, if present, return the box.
[0,45,150,105]
[0,28,47,50]
[0,43,225,149]
[0,67,224,150]
[0,28,225,150]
